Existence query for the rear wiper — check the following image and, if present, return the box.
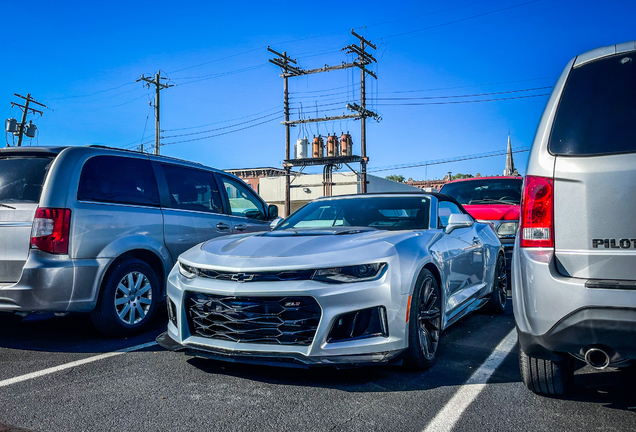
[0,203,16,209]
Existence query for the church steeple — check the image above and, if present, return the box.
[503,134,517,176]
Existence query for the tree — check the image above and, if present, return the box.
[385,174,405,183]
[451,173,474,180]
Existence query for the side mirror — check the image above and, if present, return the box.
[445,213,474,234]
[270,217,284,230]
[268,204,279,220]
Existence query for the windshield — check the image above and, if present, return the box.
[440,178,522,205]
[0,157,54,204]
[278,196,431,231]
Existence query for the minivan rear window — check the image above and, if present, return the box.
[78,156,160,207]
[549,52,636,156]
[0,157,53,203]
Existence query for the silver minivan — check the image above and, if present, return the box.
[513,41,636,395]
[0,146,278,336]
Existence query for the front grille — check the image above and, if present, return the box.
[186,292,321,345]
[188,265,315,282]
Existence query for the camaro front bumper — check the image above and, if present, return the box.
[162,258,411,368]
[156,331,403,369]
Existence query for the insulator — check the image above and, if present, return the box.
[25,121,37,138]
[5,118,18,133]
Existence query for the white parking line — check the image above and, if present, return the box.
[0,341,158,389]
[423,328,517,432]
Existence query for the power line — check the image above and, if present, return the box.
[375,86,552,100]
[370,147,532,173]
[376,93,550,106]
[162,116,282,146]
[380,0,539,41]
[162,105,282,132]
[162,111,283,139]
[378,76,557,94]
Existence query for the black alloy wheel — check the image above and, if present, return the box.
[484,254,507,313]
[403,269,442,370]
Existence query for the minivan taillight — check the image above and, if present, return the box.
[520,176,553,248]
[31,208,71,254]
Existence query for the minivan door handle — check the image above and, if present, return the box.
[234,224,247,231]
[216,222,231,231]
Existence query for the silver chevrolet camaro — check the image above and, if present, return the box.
[157,193,506,369]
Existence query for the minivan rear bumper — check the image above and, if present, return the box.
[0,250,106,313]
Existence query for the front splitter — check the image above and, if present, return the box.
[157,332,403,369]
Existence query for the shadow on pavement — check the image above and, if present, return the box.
[561,363,636,411]
[0,310,167,353]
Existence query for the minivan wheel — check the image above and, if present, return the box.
[91,258,159,337]
[403,269,442,370]
[483,254,507,314]
[519,344,574,396]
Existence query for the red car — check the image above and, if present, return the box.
[439,176,523,273]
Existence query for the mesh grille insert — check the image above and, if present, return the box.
[186,292,321,346]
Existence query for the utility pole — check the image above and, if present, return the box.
[136,71,174,155]
[8,94,46,147]
[268,47,302,217]
[268,32,379,213]
[349,30,377,194]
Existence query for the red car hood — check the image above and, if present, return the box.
[463,204,519,221]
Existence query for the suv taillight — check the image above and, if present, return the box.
[31,208,71,254]
[520,176,553,248]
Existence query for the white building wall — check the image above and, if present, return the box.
[259,173,421,216]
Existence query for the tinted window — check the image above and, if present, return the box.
[222,177,265,220]
[438,201,463,228]
[440,179,522,205]
[549,53,636,156]
[161,164,223,213]
[278,197,430,231]
[0,157,53,203]
[78,156,159,207]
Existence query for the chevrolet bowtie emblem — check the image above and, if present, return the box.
[230,273,254,282]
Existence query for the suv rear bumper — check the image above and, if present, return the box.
[0,250,107,313]
[518,307,636,363]
[512,242,636,364]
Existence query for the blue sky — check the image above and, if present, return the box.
[2,0,634,180]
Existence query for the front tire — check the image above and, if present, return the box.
[519,344,574,395]
[403,269,442,370]
[91,258,160,337]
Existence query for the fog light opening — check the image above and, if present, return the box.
[328,306,388,343]
[167,298,178,328]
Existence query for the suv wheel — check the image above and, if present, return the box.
[519,344,574,395]
[91,258,159,337]
[483,254,507,313]
[403,269,442,370]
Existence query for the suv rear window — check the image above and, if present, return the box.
[78,156,159,207]
[440,178,522,205]
[549,52,636,156]
[0,157,53,203]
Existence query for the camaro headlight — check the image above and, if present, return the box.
[497,222,519,237]
[312,263,386,283]
[178,261,198,278]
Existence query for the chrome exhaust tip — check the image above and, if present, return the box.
[584,347,610,370]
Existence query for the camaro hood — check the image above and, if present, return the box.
[463,204,519,221]
[180,227,433,271]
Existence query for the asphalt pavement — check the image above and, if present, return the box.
[0,301,634,432]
